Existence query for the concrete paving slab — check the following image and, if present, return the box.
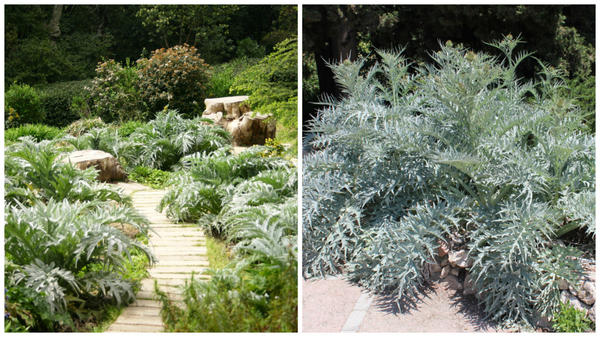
[302,278,364,332]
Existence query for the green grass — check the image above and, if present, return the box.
[85,247,151,332]
[206,237,232,270]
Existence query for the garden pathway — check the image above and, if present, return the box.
[303,276,503,333]
[107,183,209,332]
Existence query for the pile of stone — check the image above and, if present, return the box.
[423,239,596,326]
[202,96,276,146]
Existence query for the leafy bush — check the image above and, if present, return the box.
[38,80,92,127]
[551,302,594,332]
[303,37,594,328]
[236,37,265,59]
[4,136,154,331]
[5,83,45,128]
[157,149,297,332]
[5,199,153,331]
[206,58,260,99]
[117,120,146,137]
[122,110,231,170]
[137,44,211,117]
[128,166,172,189]
[5,124,64,143]
[230,38,297,128]
[5,137,129,207]
[159,147,290,224]
[565,75,595,132]
[64,117,107,137]
[86,59,147,123]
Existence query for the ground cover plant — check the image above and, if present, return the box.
[302,36,594,329]
[156,146,298,332]
[4,138,154,332]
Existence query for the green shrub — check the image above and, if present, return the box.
[565,75,595,132]
[552,302,593,332]
[64,117,107,137]
[159,147,291,224]
[207,58,260,99]
[236,37,265,59]
[118,120,146,137]
[38,80,93,127]
[230,38,297,129]
[128,166,172,189]
[303,37,593,328]
[5,138,129,206]
[86,59,147,123]
[137,44,211,117]
[157,156,297,332]
[5,83,45,128]
[4,137,154,331]
[122,110,231,170]
[5,124,64,143]
[5,200,153,331]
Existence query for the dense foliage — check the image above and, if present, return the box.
[38,80,92,127]
[4,124,64,144]
[5,83,45,128]
[552,302,594,332]
[231,38,298,129]
[63,110,231,171]
[303,5,595,128]
[137,44,211,117]
[5,5,296,87]
[303,38,594,328]
[4,138,154,331]
[157,146,297,332]
[86,59,147,123]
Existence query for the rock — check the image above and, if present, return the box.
[448,250,472,268]
[109,222,139,239]
[204,96,250,118]
[440,256,449,267]
[441,265,451,279]
[450,268,460,276]
[557,278,569,290]
[438,240,449,257]
[588,303,595,321]
[577,281,595,306]
[561,290,591,313]
[441,274,463,291]
[428,262,442,274]
[225,112,276,146]
[536,315,553,330]
[463,273,476,295]
[62,150,127,182]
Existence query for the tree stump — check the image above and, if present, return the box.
[62,150,127,182]
[204,96,250,118]
[203,96,276,146]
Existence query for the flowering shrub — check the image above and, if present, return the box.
[137,44,211,117]
[86,59,147,123]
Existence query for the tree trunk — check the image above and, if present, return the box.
[48,5,63,39]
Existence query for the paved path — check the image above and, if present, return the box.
[302,276,500,333]
[107,183,208,332]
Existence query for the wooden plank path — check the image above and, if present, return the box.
[107,183,208,332]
